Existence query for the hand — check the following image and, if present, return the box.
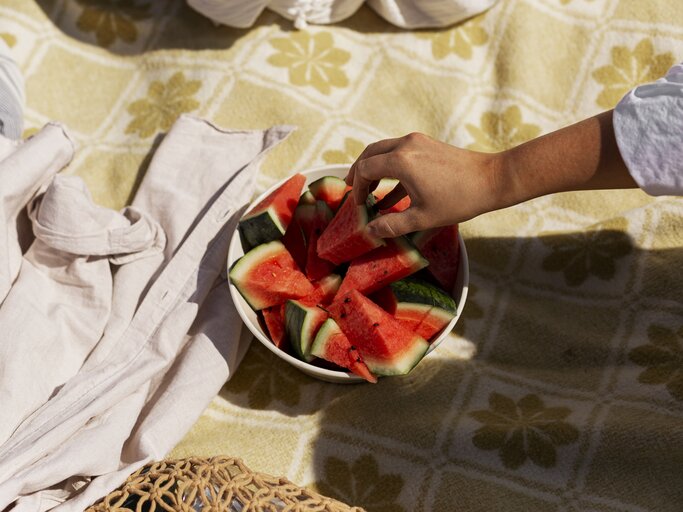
[345,112,636,239]
[345,132,503,238]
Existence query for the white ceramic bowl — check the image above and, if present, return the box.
[227,164,469,383]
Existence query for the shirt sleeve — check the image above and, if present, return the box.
[613,62,683,196]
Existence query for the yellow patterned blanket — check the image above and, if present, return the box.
[2,0,682,510]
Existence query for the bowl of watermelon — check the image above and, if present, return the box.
[227,165,469,384]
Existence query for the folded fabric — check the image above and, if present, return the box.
[614,62,683,196]
[0,116,293,511]
[187,0,499,29]
[0,36,23,139]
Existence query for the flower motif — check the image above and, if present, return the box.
[322,137,365,164]
[470,392,579,469]
[125,72,201,138]
[593,39,675,109]
[628,324,683,401]
[540,218,633,286]
[267,31,350,95]
[0,33,16,48]
[452,282,483,336]
[466,106,541,152]
[224,342,311,409]
[314,454,405,512]
[75,0,151,48]
[418,18,488,60]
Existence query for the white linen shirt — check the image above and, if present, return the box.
[614,62,683,196]
[187,0,499,29]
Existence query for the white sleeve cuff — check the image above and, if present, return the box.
[613,63,683,196]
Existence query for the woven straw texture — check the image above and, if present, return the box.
[85,457,363,511]
[1,0,682,511]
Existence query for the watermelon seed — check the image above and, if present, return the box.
[373,322,380,327]
[340,312,346,318]
[356,357,361,362]
[350,345,357,350]
[344,297,351,303]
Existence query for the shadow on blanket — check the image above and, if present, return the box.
[300,233,683,511]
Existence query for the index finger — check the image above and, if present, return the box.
[352,154,399,205]
[345,137,402,186]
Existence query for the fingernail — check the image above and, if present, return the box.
[366,224,378,237]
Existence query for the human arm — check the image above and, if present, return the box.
[345,110,636,238]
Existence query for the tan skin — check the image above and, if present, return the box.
[345,110,638,238]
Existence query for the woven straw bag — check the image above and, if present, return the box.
[86,457,364,511]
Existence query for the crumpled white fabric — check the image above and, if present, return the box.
[187,0,499,29]
[0,115,293,511]
[614,62,683,196]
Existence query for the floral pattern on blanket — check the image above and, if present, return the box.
[5,0,683,510]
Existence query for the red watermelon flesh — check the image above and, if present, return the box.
[263,304,287,348]
[306,201,336,280]
[336,237,428,299]
[316,192,385,265]
[412,225,461,293]
[239,174,306,248]
[282,218,307,271]
[301,274,342,306]
[329,289,429,376]
[372,178,411,214]
[394,303,454,341]
[380,195,411,214]
[229,241,315,311]
[310,318,377,383]
[246,173,305,225]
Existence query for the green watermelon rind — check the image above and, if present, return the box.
[389,277,457,314]
[309,317,340,359]
[395,303,455,324]
[363,336,430,376]
[229,241,300,311]
[285,300,324,362]
[239,205,287,249]
[299,190,316,205]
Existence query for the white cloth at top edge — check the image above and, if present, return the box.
[614,62,683,196]
[0,115,293,511]
[187,0,499,29]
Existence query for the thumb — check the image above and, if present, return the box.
[367,210,422,238]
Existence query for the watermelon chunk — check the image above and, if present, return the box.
[372,277,457,341]
[229,241,315,310]
[281,218,307,271]
[239,173,306,249]
[373,178,411,214]
[285,300,328,362]
[262,304,287,348]
[299,190,316,205]
[329,289,429,376]
[412,225,461,293]
[393,303,455,341]
[306,201,336,280]
[316,191,385,265]
[301,274,342,306]
[310,319,377,383]
[376,276,457,314]
[336,237,428,299]
[309,176,351,212]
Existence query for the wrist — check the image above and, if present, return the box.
[487,148,525,212]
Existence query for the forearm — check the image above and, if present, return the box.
[495,110,637,209]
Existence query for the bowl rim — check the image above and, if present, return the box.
[227,164,469,382]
